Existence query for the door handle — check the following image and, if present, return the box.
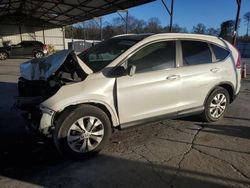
[167,74,180,81]
[210,68,219,73]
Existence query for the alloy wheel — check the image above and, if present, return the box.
[67,116,104,153]
[209,93,227,118]
[35,52,43,58]
[0,52,7,60]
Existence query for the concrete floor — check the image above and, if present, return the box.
[0,58,249,188]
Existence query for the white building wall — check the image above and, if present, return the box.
[0,26,64,50]
[35,28,64,50]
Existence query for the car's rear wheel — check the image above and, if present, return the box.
[53,105,112,158]
[0,52,8,60]
[201,87,229,122]
[34,51,44,58]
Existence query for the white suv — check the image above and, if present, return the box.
[17,33,241,157]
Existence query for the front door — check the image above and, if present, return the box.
[117,40,181,124]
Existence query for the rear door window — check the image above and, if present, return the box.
[181,40,212,66]
[20,41,35,47]
[211,44,230,61]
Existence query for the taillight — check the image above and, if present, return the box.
[43,45,48,51]
[236,54,241,69]
[231,44,241,69]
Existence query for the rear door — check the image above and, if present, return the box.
[117,40,182,124]
[177,40,220,113]
[21,41,35,55]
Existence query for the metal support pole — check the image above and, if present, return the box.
[71,26,74,50]
[117,10,128,34]
[42,27,46,44]
[100,17,103,41]
[161,0,174,32]
[83,22,87,49]
[19,24,22,41]
[125,11,128,34]
[232,0,241,45]
[62,26,65,49]
[170,0,174,32]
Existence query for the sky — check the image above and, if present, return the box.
[102,0,250,36]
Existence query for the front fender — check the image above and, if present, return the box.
[41,77,120,127]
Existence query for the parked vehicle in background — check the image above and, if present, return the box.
[0,41,48,60]
[16,33,241,158]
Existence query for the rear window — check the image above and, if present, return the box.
[33,41,44,46]
[21,41,43,47]
[182,41,212,66]
[20,41,33,46]
[211,44,230,61]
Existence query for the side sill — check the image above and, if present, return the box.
[119,106,204,130]
[120,112,177,129]
[177,106,204,118]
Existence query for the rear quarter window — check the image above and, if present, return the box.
[211,44,230,61]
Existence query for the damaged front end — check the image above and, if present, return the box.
[16,50,91,135]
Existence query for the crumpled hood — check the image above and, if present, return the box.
[20,50,92,80]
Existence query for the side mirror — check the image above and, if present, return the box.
[128,65,136,76]
[112,66,126,77]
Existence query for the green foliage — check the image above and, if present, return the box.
[47,44,56,54]
[219,20,235,41]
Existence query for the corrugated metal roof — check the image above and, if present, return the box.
[0,0,155,28]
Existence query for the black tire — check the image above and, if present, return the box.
[0,51,8,60]
[34,51,44,58]
[53,104,112,158]
[201,87,229,122]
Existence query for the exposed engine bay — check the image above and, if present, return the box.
[16,50,89,111]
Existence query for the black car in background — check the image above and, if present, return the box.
[0,41,48,60]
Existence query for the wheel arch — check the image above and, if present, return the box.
[54,101,120,129]
[204,82,235,105]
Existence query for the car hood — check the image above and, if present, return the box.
[20,50,93,80]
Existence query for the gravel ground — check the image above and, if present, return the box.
[0,58,249,188]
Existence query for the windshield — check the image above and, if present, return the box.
[78,37,142,72]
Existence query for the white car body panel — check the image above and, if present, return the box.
[41,74,120,126]
[40,33,241,130]
[117,68,181,123]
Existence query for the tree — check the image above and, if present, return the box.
[206,27,220,36]
[127,16,146,33]
[192,23,206,34]
[219,20,235,41]
[244,12,250,36]
[145,17,162,33]
[165,24,188,33]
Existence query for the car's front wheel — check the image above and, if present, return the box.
[0,52,8,60]
[53,105,112,158]
[34,51,44,58]
[201,87,229,122]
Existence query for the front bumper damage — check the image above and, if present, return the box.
[15,97,56,135]
[40,105,56,134]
